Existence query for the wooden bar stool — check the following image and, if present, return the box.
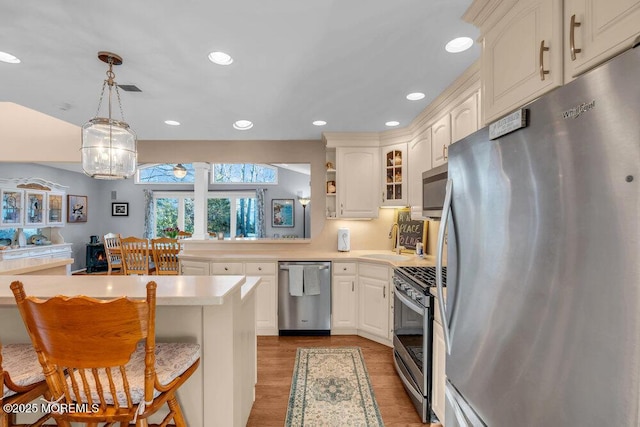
[11,280,200,427]
[1,342,50,427]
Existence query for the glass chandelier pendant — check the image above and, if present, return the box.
[81,52,137,179]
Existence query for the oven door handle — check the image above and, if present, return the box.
[437,178,452,354]
[394,286,425,316]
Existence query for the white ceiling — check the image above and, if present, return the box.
[1,0,479,141]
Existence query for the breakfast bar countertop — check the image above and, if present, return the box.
[0,274,246,306]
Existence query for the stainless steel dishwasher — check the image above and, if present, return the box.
[278,261,331,335]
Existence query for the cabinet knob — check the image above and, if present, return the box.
[343,267,347,271]
[539,40,550,81]
[258,267,262,271]
[224,267,228,271]
[570,14,582,61]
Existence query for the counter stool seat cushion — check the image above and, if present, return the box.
[67,342,200,406]
[2,343,45,398]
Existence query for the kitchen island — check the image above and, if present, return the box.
[0,274,260,427]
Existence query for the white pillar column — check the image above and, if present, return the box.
[192,162,210,240]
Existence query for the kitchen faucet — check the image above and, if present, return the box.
[389,223,404,255]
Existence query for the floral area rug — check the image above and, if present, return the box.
[285,347,384,427]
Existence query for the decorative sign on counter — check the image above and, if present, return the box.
[395,208,427,252]
[489,108,528,140]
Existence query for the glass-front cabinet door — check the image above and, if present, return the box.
[381,143,407,207]
[25,190,46,227]
[1,189,23,227]
[47,192,65,226]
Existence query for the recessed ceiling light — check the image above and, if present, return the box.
[445,37,474,53]
[208,51,233,65]
[164,120,181,126]
[312,120,327,126]
[406,92,425,101]
[233,120,253,130]
[385,121,400,127]
[0,51,21,64]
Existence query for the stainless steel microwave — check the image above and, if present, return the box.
[422,164,448,218]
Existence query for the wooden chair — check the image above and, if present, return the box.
[176,231,191,240]
[10,280,200,427]
[103,232,123,275]
[151,238,180,275]
[1,342,50,427]
[120,237,156,275]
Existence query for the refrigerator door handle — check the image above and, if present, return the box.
[437,179,453,354]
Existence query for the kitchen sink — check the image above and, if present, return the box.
[361,253,411,261]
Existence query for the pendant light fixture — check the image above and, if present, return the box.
[81,51,137,179]
[173,164,187,179]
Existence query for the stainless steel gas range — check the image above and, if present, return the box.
[392,266,446,424]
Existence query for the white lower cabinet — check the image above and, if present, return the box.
[245,262,277,335]
[432,297,446,425]
[357,262,391,343]
[332,262,358,334]
[180,260,211,276]
[179,259,278,335]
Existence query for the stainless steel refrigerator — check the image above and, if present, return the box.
[435,44,640,426]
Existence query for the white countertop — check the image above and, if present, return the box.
[0,257,73,275]
[0,275,246,306]
[180,249,437,267]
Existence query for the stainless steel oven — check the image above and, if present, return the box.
[393,266,446,424]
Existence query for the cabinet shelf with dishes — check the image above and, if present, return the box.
[381,143,407,207]
[325,151,337,218]
[0,178,68,229]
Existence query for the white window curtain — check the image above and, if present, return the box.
[255,188,266,238]
[143,189,154,239]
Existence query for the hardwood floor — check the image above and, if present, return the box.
[246,335,442,426]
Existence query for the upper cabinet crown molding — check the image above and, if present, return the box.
[323,132,380,148]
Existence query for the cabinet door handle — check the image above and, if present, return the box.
[383,286,386,299]
[570,14,582,61]
[443,145,448,161]
[382,191,385,203]
[539,40,550,81]
[352,281,354,292]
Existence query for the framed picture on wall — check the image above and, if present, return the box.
[112,202,129,217]
[272,199,294,227]
[67,195,88,223]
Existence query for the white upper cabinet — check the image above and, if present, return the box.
[473,0,640,123]
[482,0,563,124]
[451,91,480,143]
[564,0,640,80]
[336,146,380,218]
[381,143,408,207]
[1,188,23,227]
[24,190,46,227]
[408,127,432,208]
[46,192,65,226]
[0,178,68,228]
[431,114,452,168]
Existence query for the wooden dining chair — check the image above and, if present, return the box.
[10,280,200,427]
[103,232,123,275]
[176,231,192,240]
[1,341,50,427]
[151,238,180,275]
[120,236,156,275]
